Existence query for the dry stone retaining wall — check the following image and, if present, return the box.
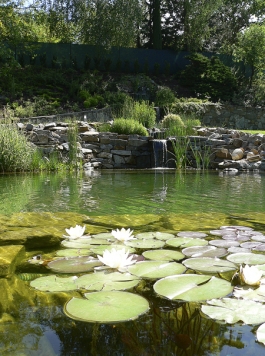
[16,120,265,172]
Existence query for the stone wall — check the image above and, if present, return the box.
[201,104,265,130]
[18,120,265,172]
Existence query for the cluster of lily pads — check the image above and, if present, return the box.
[28,224,265,344]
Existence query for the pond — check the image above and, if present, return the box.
[1,170,265,356]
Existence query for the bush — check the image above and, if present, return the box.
[155,87,176,108]
[0,124,35,172]
[109,118,148,136]
[178,53,238,102]
[132,100,156,128]
[161,113,184,128]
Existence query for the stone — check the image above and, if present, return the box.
[231,148,244,160]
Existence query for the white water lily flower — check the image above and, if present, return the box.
[97,248,137,272]
[63,225,86,240]
[111,228,135,242]
[240,264,263,286]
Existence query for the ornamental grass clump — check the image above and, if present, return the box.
[0,124,35,172]
[109,118,148,136]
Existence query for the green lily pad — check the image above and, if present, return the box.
[76,271,140,291]
[128,261,186,279]
[135,232,175,240]
[233,284,265,302]
[226,253,265,265]
[142,249,184,261]
[154,274,233,302]
[201,298,265,324]
[91,232,114,240]
[90,244,136,255]
[30,275,79,292]
[183,257,237,273]
[166,237,208,248]
[257,323,265,345]
[182,246,227,258]
[125,239,165,249]
[177,231,208,238]
[56,249,91,257]
[64,291,149,323]
[61,239,111,249]
[47,256,102,273]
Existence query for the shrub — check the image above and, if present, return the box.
[109,118,148,136]
[178,53,238,102]
[161,113,184,129]
[132,100,156,128]
[155,87,176,108]
[0,124,35,172]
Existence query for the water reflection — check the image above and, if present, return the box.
[1,171,265,216]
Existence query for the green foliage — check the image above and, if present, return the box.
[161,113,184,129]
[155,87,176,108]
[172,97,215,116]
[0,124,35,172]
[131,100,156,128]
[234,23,265,86]
[178,53,238,101]
[109,118,148,136]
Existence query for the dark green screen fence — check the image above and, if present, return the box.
[9,42,241,75]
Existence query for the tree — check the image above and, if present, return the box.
[234,23,265,87]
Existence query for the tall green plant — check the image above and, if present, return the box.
[0,124,35,172]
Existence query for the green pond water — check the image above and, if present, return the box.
[1,170,265,355]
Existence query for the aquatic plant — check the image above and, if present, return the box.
[111,228,135,242]
[239,264,263,286]
[63,225,86,240]
[97,247,137,273]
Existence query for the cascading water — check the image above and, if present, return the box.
[152,139,168,168]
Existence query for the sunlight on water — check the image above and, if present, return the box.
[1,170,265,355]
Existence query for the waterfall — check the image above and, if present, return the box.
[152,139,168,168]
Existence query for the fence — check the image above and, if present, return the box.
[7,42,241,75]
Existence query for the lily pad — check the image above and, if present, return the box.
[220,225,253,231]
[233,284,265,302]
[56,249,91,257]
[177,231,207,238]
[91,232,114,240]
[90,244,136,255]
[226,252,265,265]
[125,239,165,249]
[76,271,140,291]
[128,261,186,279]
[154,274,233,302]
[222,234,250,242]
[30,275,79,292]
[142,249,184,261]
[201,298,265,324]
[166,237,208,248]
[47,256,102,273]
[251,235,265,242]
[182,246,227,258]
[64,291,149,323]
[228,247,250,254]
[257,323,265,345]
[183,257,237,274]
[135,232,175,240]
[209,240,239,248]
[61,239,111,249]
[240,242,262,249]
